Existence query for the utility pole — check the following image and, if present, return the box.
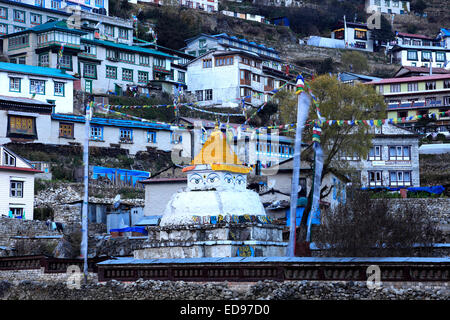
[287,78,311,257]
[81,102,91,284]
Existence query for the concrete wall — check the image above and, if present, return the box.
[144,181,185,216]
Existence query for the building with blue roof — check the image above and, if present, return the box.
[437,28,450,50]
[0,61,75,113]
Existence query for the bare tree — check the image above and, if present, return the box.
[314,190,442,257]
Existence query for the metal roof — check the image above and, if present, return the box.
[368,73,450,85]
[51,113,172,130]
[97,256,450,265]
[0,95,52,105]
[84,39,179,60]
[0,62,77,80]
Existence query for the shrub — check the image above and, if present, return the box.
[315,190,441,256]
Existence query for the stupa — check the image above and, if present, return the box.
[134,130,287,259]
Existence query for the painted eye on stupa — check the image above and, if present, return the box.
[235,175,245,185]
[189,174,203,185]
[224,173,233,184]
[207,173,220,184]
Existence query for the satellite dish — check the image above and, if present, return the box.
[113,195,121,209]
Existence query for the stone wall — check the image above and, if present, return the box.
[0,277,448,300]
[0,217,58,248]
[386,198,450,225]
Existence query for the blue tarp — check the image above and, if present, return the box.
[92,166,150,186]
[286,207,321,226]
[361,185,445,194]
[109,226,148,235]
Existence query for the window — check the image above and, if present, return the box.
[106,66,117,79]
[0,7,7,19]
[422,51,432,62]
[9,208,24,218]
[51,0,61,10]
[8,35,29,50]
[0,23,7,35]
[35,0,44,6]
[203,59,212,68]
[119,51,135,63]
[215,56,233,66]
[3,151,15,166]
[368,171,383,187]
[139,55,149,66]
[195,90,203,101]
[389,171,411,187]
[354,30,367,40]
[9,77,21,92]
[378,85,384,94]
[153,57,165,68]
[389,146,410,161]
[95,0,104,7]
[104,24,114,37]
[407,50,417,61]
[90,126,103,140]
[147,131,157,143]
[83,63,97,79]
[436,52,446,62]
[118,28,128,39]
[13,10,25,23]
[390,84,401,93]
[138,71,148,84]
[9,180,23,198]
[205,89,213,101]
[54,82,64,96]
[398,110,408,118]
[177,71,185,83]
[199,39,206,48]
[8,115,36,137]
[30,80,45,95]
[407,82,418,92]
[119,128,133,142]
[82,44,96,56]
[59,55,72,70]
[171,132,182,144]
[122,69,133,82]
[30,13,42,25]
[59,122,74,138]
[368,145,382,161]
[444,80,450,89]
[425,81,436,90]
[39,53,49,67]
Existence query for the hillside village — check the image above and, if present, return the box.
[0,0,449,301]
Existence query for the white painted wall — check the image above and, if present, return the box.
[0,146,36,220]
[0,71,74,114]
[144,181,186,216]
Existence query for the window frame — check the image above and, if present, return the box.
[388,145,411,161]
[105,65,117,79]
[122,68,133,82]
[29,79,45,95]
[13,9,25,23]
[9,77,21,92]
[368,171,383,187]
[59,122,74,139]
[54,81,65,97]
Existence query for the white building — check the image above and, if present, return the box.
[0,0,72,35]
[331,21,374,52]
[12,0,108,15]
[186,50,266,108]
[131,0,218,12]
[0,62,75,113]
[0,145,41,220]
[365,0,410,15]
[388,32,450,69]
